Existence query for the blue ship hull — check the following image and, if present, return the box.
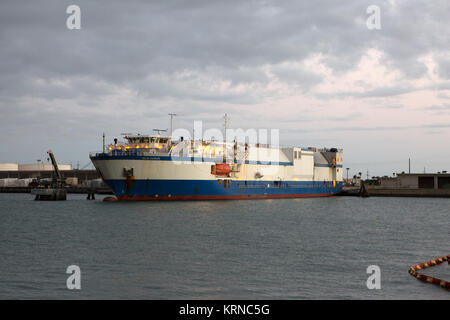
[104,179,343,200]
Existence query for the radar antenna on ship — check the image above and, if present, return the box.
[153,128,168,136]
[168,113,177,137]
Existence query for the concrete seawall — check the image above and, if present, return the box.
[3,186,449,198]
[339,186,450,198]
[366,188,450,198]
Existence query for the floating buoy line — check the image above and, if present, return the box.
[409,255,450,290]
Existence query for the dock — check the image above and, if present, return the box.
[31,188,67,201]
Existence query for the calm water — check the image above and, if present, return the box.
[0,193,448,299]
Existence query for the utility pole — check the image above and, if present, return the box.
[168,113,176,137]
[346,167,349,181]
[408,158,411,174]
[37,159,41,178]
[103,132,105,153]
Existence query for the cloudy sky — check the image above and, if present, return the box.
[1,0,450,176]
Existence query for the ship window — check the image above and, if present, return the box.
[150,137,156,143]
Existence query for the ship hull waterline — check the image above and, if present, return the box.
[101,178,343,201]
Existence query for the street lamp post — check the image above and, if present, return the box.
[37,159,41,179]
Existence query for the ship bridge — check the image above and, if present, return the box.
[105,135,172,154]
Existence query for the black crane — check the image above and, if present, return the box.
[31,150,67,200]
[47,149,64,187]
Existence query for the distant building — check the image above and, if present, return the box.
[0,162,72,172]
[379,177,397,188]
[380,173,450,190]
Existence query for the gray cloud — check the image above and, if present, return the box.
[423,104,450,111]
[1,0,450,175]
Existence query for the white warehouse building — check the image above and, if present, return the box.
[0,163,72,172]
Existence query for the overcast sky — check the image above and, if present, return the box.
[1,0,450,176]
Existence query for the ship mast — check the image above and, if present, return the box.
[168,113,176,137]
[223,113,228,162]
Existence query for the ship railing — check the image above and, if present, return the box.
[317,147,343,152]
[89,151,104,158]
[89,149,170,158]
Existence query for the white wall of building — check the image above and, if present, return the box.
[17,164,72,171]
[0,163,19,171]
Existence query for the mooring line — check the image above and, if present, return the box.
[408,254,450,290]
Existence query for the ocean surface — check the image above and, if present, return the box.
[0,193,448,299]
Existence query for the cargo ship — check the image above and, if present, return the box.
[90,131,343,201]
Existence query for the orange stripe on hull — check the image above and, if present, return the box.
[116,193,337,201]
